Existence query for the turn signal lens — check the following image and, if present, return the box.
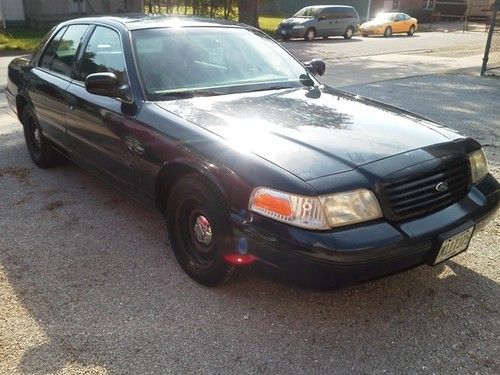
[253,192,292,217]
[249,187,329,230]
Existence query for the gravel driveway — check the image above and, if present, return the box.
[1,68,499,374]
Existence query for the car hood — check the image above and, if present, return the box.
[281,17,313,25]
[155,86,462,181]
[361,20,391,28]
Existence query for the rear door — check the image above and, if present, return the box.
[30,24,89,149]
[65,25,136,192]
[316,8,332,37]
[331,8,347,35]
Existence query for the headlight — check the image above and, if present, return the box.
[248,187,382,230]
[469,148,489,183]
[292,25,305,29]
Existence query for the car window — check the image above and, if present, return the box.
[132,27,315,97]
[347,8,358,18]
[395,14,404,21]
[51,24,89,77]
[39,27,67,69]
[79,26,127,84]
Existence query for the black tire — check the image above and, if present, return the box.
[21,104,66,168]
[384,26,392,37]
[166,174,235,286]
[304,28,316,41]
[407,25,416,36]
[344,26,355,40]
[362,33,369,37]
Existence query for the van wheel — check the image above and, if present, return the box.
[166,174,235,286]
[344,26,355,40]
[21,104,66,168]
[304,28,316,41]
[384,26,392,37]
[407,25,415,36]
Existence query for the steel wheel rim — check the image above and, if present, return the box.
[177,198,217,266]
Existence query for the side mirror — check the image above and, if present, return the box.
[85,72,132,103]
[304,59,326,76]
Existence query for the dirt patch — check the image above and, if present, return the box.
[45,201,66,211]
[0,166,31,184]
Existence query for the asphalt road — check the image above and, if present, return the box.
[0,31,499,375]
[282,31,488,87]
[282,31,487,60]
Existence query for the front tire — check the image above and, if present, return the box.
[21,104,66,168]
[304,28,316,41]
[166,174,235,286]
[407,25,415,36]
[384,26,392,37]
[344,26,355,40]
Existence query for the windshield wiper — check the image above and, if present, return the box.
[158,90,224,99]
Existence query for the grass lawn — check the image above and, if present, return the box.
[259,16,283,36]
[0,28,48,53]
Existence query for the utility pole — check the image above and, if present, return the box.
[366,0,372,21]
[0,0,6,29]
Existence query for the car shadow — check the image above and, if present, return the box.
[283,37,363,44]
[1,131,499,374]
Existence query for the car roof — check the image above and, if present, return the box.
[303,5,355,9]
[61,14,248,31]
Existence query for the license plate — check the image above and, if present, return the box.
[433,226,474,264]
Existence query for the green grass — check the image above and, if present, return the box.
[0,28,48,52]
[259,16,283,36]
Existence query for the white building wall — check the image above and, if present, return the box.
[1,0,26,21]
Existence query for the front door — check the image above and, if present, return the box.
[65,26,137,192]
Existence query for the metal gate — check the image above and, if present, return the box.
[481,1,500,75]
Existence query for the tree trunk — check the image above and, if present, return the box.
[237,0,259,27]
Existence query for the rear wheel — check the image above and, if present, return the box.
[384,26,392,37]
[21,104,66,168]
[304,28,316,41]
[362,33,369,37]
[166,174,235,286]
[407,25,416,36]
[344,26,355,40]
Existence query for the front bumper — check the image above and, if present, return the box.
[360,27,385,35]
[231,174,499,285]
[276,27,306,38]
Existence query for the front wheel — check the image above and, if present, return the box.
[304,28,316,41]
[384,26,392,37]
[407,25,416,36]
[166,174,235,286]
[344,26,355,40]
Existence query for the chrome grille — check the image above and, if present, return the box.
[381,157,471,220]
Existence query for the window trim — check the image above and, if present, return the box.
[37,23,91,82]
[73,23,134,104]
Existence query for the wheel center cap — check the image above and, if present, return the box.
[193,215,212,246]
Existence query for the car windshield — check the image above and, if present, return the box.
[374,13,395,21]
[293,7,320,18]
[132,27,315,99]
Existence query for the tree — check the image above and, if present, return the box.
[237,0,259,27]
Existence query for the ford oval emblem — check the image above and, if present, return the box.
[435,181,449,192]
